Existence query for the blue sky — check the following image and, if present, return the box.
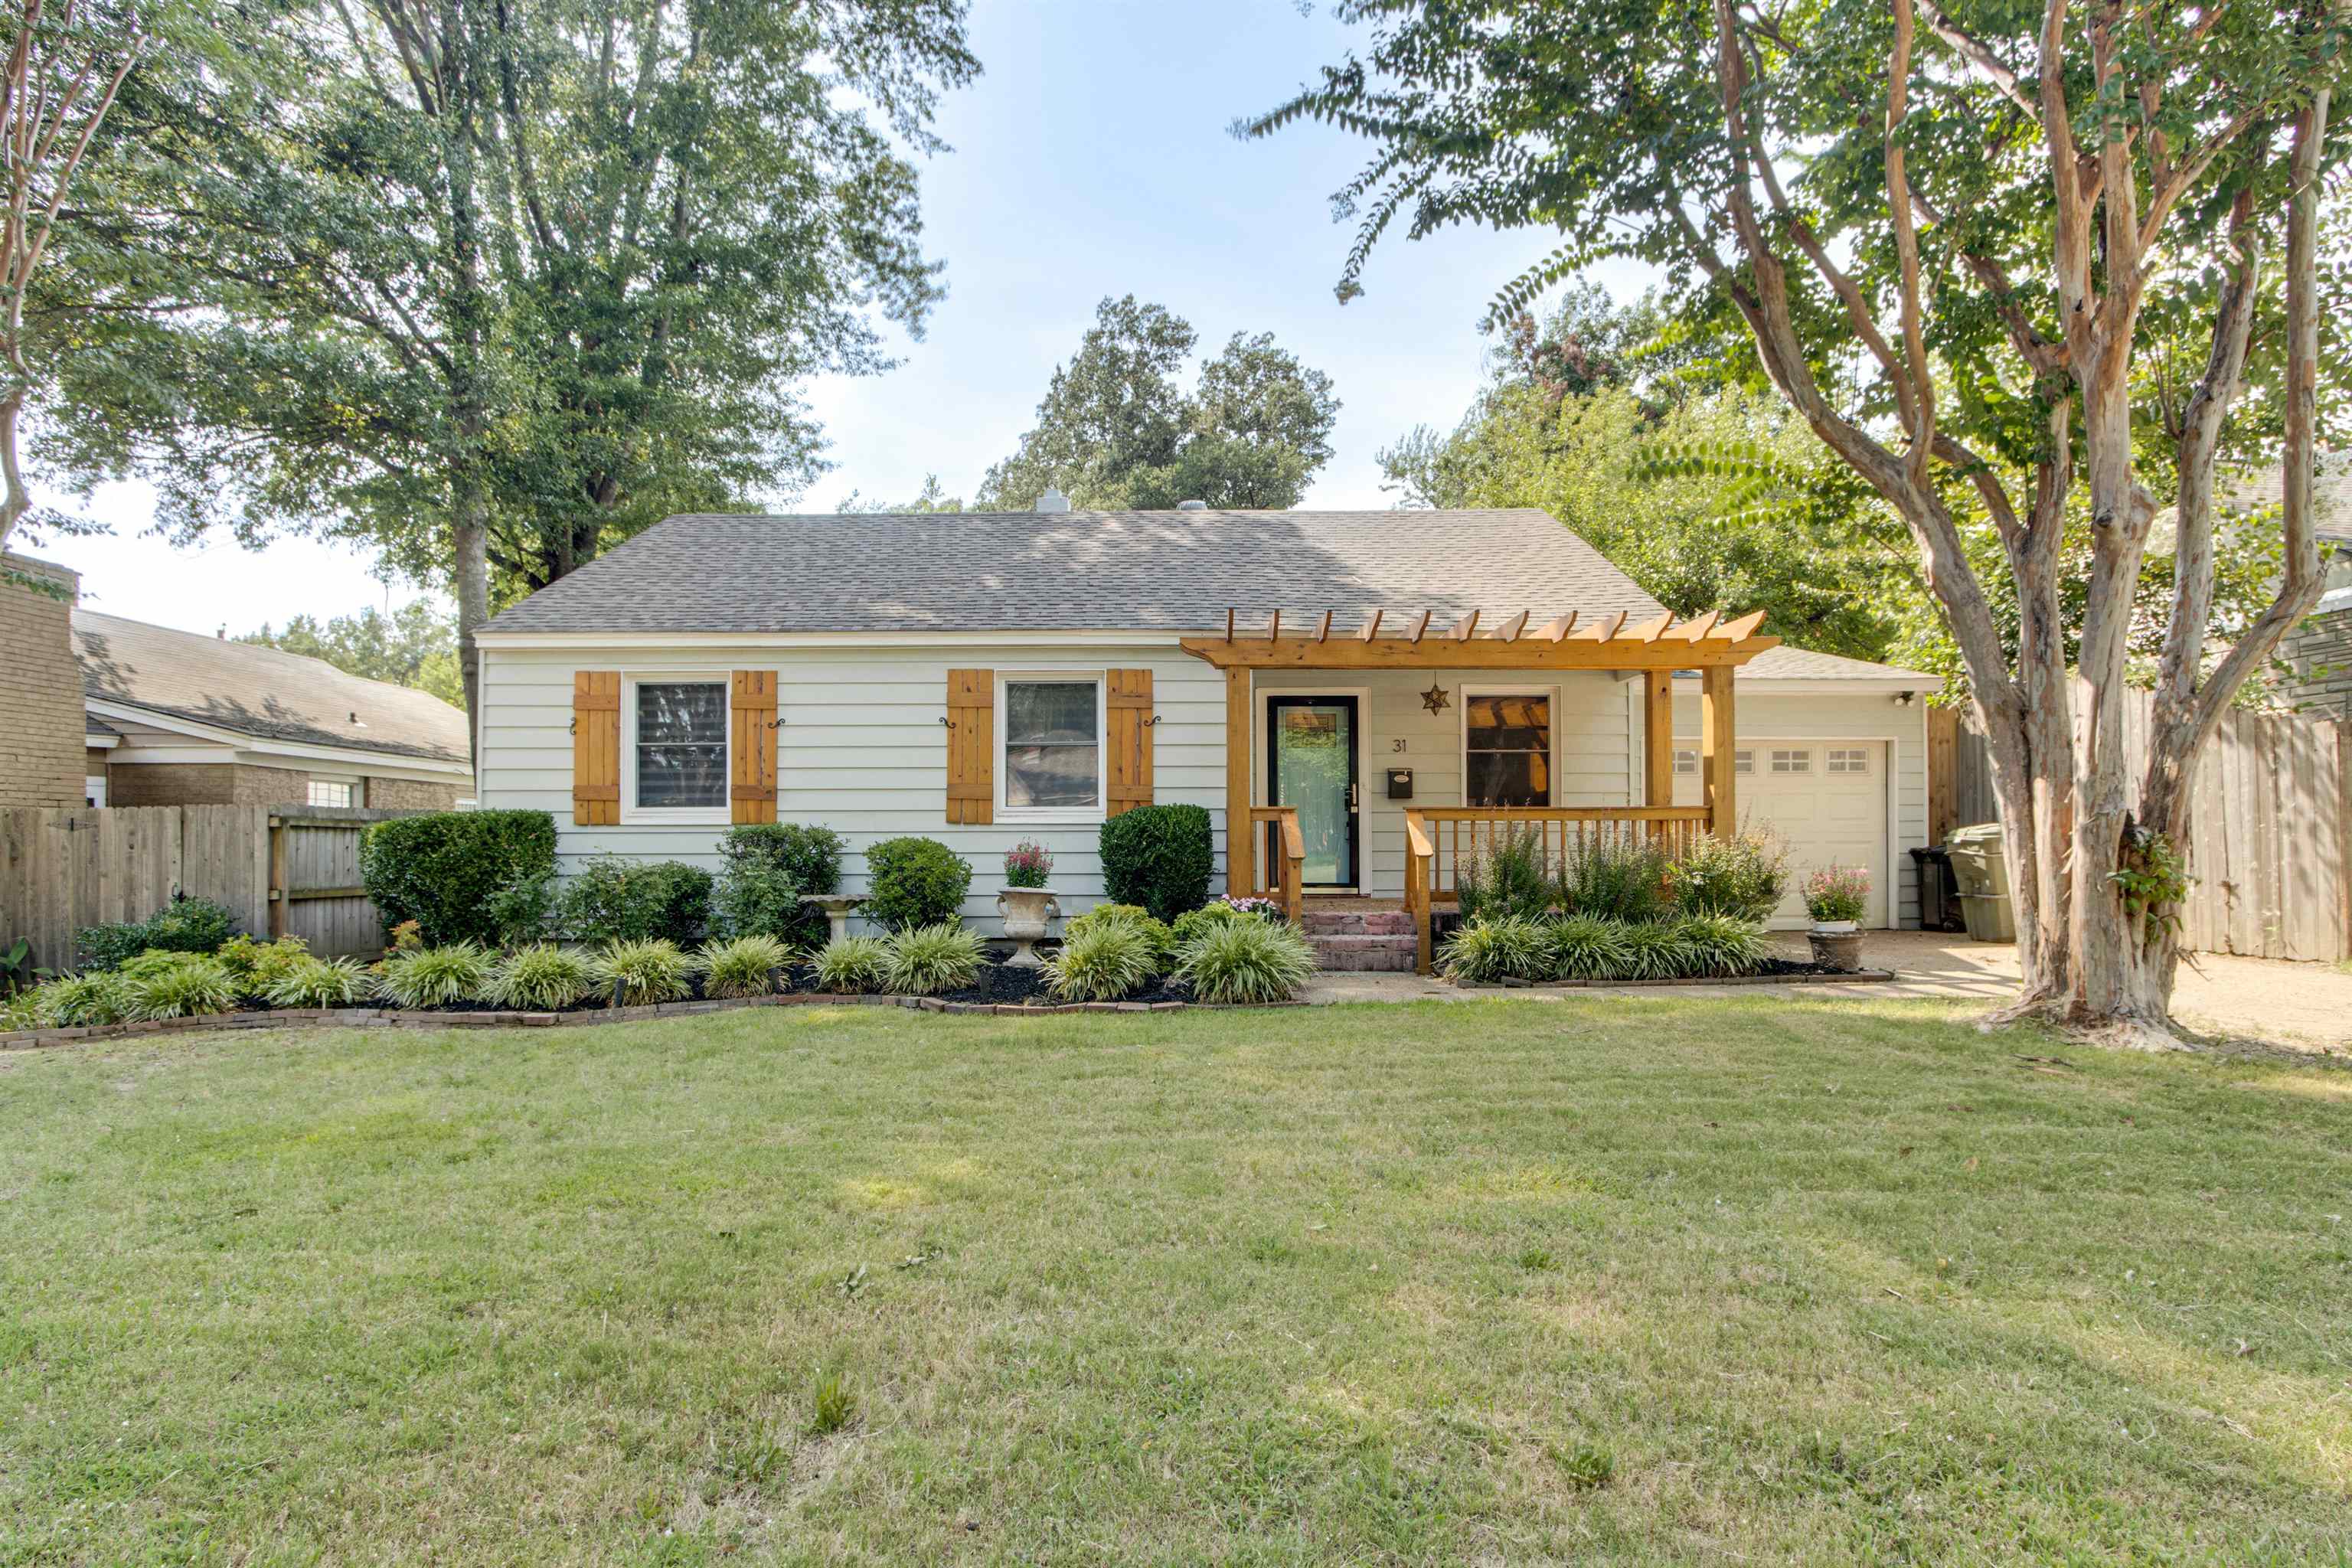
[45,0,1656,635]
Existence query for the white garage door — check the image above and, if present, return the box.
[1674,740,1890,929]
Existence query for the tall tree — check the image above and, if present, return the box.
[239,600,463,707]
[1256,0,2346,1043]
[976,294,1340,509]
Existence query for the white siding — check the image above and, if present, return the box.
[477,644,1223,933]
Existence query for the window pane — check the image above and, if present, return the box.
[1006,681,1097,747]
[1467,750,1548,807]
[635,682,727,808]
[1465,693,1551,806]
[1004,681,1099,808]
[1007,744,1100,808]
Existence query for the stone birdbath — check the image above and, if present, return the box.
[798,893,866,946]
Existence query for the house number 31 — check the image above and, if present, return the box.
[1391,739,1408,753]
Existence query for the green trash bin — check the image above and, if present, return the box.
[1945,822,2017,944]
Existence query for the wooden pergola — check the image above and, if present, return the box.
[1178,606,1781,964]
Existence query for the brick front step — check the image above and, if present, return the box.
[1299,909,1416,936]
[1307,933,1422,972]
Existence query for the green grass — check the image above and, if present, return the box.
[2,998,2349,1564]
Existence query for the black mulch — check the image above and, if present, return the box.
[779,959,1192,1008]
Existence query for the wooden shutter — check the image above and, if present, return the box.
[573,671,621,825]
[1106,668,1154,816]
[730,669,777,825]
[946,668,993,824]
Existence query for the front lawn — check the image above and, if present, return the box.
[2,1000,2347,1564]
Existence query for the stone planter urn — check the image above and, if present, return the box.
[995,887,1060,967]
[798,893,865,946]
[1807,926,1864,972]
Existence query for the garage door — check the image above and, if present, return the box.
[1674,740,1890,929]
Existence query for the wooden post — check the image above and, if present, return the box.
[1642,671,1674,812]
[1700,665,1736,835]
[266,815,288,939]
[1226,665,1253,897]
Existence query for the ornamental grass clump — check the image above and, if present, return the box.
[1061,903,1173,971]
[483,945,598,1010]
[1436,915,1550,985]
[261,956,374,1008]
[122,953,240,1021]
[1614,920,1702,982]
[591,938,695,1006]
[1543,916,1637,982]
[881,923,986,996]
[1173,917,1317,1004]
[1044,920,1158,1001]
[699,935,792,999]
[377,943,493,1008]
[1673,915,1772,976]
[32,971,133,1027]
[811,936,891,995]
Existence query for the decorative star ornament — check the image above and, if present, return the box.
[1420,684,1450,715]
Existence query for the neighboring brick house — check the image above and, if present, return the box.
[0,553,87,808]
[74,609,473,809]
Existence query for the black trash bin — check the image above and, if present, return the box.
[1909,845,1966,933]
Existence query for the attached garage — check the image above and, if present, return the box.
[1671,650,1939,930]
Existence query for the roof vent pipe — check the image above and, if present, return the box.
[1035,486,1071,514]
[1177,499,1208,511]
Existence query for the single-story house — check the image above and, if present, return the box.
[75,609,473,810]
[473,502,1939,969]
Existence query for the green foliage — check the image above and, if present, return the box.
[1455,825,1555,923]
[1558,831,1668,923]
[590,939,694,1007]
[975,296,1341,511]
[861,838,972,933]
[487,869,558,947]
[483,945,598,1011]
[714,823,845,946]
[1674,916,1772,978]
[811,936,891,995]
[557,857,713,946]
[1614,922,1700,982]
[1173,918,1318,1004]
[31,972,133,1027]
[698,935,792,1000]
[359,812,559,949]
[1045,920,1158,1002]
[1061,903,1173,970]
[121,953,240,1021]
[377,944,492,1010]
[1099,805,1215,925]
[262,956,373,1008]
[1443,914,1762,985]
[808,1367,856,1436]
[1169,899,1275,949]
[1544,916,1636,982]
[78,895,239,972]
[237,603,463,708]
[217,935,316,998]
[1666,829,1789,923]
[2111,830,2195,943]
[1802,866,1872,926]
[1436,916,1550,985]
[1004,839,1054,890]
[881,923,986,997]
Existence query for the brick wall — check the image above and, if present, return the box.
[0,554,86,808]
[365,774,462,810]
[2281,607,2352,722]
[107,761,313,806]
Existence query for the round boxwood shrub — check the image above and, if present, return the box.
[861,837,972,932]
[714,822,844,946]
[1099,804,1214,925]
[555,855,714,946]
[359,809,557,949]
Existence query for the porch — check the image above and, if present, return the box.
[1181,607,1780,972]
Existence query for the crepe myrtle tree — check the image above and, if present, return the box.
[1252,0,2345,1044]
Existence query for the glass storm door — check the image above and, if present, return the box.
[1268,697,1360,888]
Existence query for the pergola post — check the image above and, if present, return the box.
[1642,671,1674,812]
[1225,665,1253,897]
[1700,664,1736,835]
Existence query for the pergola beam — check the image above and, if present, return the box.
[1179,632,1779,671]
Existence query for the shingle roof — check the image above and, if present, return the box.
[479,508,1674,635]
[1720,647,1942,684]
[74,610,469,764]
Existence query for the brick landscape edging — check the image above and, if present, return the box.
[1449,969,1900,991]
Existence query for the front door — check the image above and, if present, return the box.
[1267,696,1360,889]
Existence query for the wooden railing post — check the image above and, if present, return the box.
[1701,665,1736,836]
[1404,808,1434,973]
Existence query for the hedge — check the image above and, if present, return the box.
[1099,804,1214,924]
[358,809,559,949]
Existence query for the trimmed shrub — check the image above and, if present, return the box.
[700,935,792,999]
[1044,920,1158,1001]
[359,809,558,948]
[77,894,239,971]
[714,823,844,946]
[1437,915,1550,984]
[1665,828,1789,923]
[1544,916,1635,982]
[1061,903,1173,970]
[32,971,133,1027]
[1557,829,1669,923]
[1455,825,1554,923]
[881,923,986,996]
[1675,915,1772,976]
[1099,805,1214,924]
[121,952,239,1021]
[590,938,695,1006]
[484,945,597,1010]
[861,838,972,932]
[557,856,714,946]
[377,943,492,1008]
[811,935,890,994]
[263,956,373,1008]
[1174,917,1317,1004]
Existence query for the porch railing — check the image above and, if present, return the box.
[1247,805,1306,925]
[1403,806,1714,972]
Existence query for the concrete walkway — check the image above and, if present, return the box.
[1302,929,2352,1054]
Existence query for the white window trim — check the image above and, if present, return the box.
[305,776,360,809]
[995,671,1107,825]
[1459,684,1560,808]
[621,671,734,825]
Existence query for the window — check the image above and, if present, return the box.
[84,775,106,808]
[1673,748,1698,776]
[1736,749,1754,776]
[1001,677,1101,814]
[1465,691,1552,806]
[1828,746,1870,775]
[1770,747,1812,775]
[631,678,729,813]
[307,779,355,808]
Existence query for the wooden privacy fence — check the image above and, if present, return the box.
[1929,693,2350,962]
[0,805,422,970]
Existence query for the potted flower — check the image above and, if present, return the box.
[995,840,1060,967]
[1803,864,1870,971]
